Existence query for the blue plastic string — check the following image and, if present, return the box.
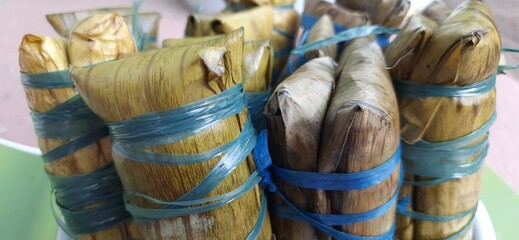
[31,95,105,139]
[252,129,400,240]
[281,14,397,82]
[23,70,130,235]
[224,3,297,82]
[148,36,157,44]
[48,163,131,234]
[394,73,496,98]
[132,0,147,51]
[274,46,293,58]
[245,89,270,129]
[400,113,495,188]
[498,48,519,72]
[397,196,476,222]
[272,69,282,85]
[109,84,246,149]
[271,188,398,226]
[273,27,295,41]
[271,146,400,190]
[274,4,295,10]
[42,126,109,163]
[292,25,399,55]
[27,95,110,163]
[21,70,74,88]
[396,196,477,240]
[109,84,268,237]
[125,170,261,220]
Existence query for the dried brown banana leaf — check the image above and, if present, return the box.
[276,14,336,83]
[384,15,437,81]
[266,57,336,240]
[305,0,369,28]
[305,15,337,60]
[317,37,400,237]
[71,29,272,240]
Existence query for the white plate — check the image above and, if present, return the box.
[56,201,495,240]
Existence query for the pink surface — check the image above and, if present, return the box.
[0,1,518,193]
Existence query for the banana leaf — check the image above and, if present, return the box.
[317,37,400,238]
[386,1,500,238]
[266,57,336,240]
[71,28,272,240]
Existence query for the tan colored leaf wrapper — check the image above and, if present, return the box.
[336,0,410,27]
[186,6,274,41]
[68,13,141,239]
[385,1,500,239]
[163,36,272,93]
[19,34,140,240]
[423,0,452,24]
[385,15,437,81]
[185,6,292,81]
[71,29,272,240]
[47,8,132,35]
[224,0,295,7]
[46,8,160,49]
[271,7,300,74]
[266,57,336,240]
[317,37,400,238]
[68,13,137,67]
[243,40,273,92]
[305,15,337,60]
[305,0,369,28]
[384,15,437,240]
[275,14,336,83]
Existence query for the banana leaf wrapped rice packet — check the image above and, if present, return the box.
[263,37,401,240]
[71,28,273,240]
[18,17,140,239]
[384,1,500,239]
[314,37,401,239]
[265,57,336,240]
